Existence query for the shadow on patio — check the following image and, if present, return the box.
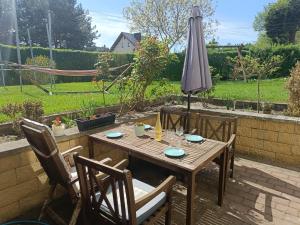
[9,156,300,225]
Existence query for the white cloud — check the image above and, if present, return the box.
[90,11,130,47]
[215,20,258,45]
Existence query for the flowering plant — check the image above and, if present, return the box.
[52,117,62,126]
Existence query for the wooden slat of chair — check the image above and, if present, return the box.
[74,153,175,225]
[194,114,237,185]
[160,107,190,132]
[20,119,83,225]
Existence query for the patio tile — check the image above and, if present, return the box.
[8,157,300,225]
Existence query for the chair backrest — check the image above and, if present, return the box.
[74,154,136,225]
[160,107,190,132]
[195,114,237,142]
[20,119,71,186]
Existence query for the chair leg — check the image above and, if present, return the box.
[230,152,235,178]
[69,197,81,225]
[39,184,56,220]
[165,203,172,225]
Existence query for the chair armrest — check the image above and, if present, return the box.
[227,134,236,148]
[63,146,84,167]
[62,146,84,156]
[95,159,127,181]
[135,175,176,210]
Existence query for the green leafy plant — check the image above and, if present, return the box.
[0,101,44,134]
[286,61,300,116]
[23,55,56,84]
[80,100,98,119]
[119,37,170,113]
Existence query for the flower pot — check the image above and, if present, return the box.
[75,113,116,131]
[52,124,65,136]
[134,125,145,137]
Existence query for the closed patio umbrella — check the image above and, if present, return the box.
[181,5,212,111]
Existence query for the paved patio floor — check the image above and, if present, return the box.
[9,156,300,225]
[158,157,300,225]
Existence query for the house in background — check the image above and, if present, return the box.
[110,32,141,53]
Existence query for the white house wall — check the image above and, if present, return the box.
[112,36,135,53]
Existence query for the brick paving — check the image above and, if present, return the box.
[162,157,300,225]
[11,156,300,225]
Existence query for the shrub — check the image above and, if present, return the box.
[23,55,56,84]
[286,61,300,116]
[0,101,44,134]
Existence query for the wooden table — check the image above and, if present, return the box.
[88,124,227,225]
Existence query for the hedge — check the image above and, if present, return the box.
[0,44,133,84]
[1,43,300,85]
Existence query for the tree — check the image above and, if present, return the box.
[228,55,283,112]
[0,0,14,45]
[254,0,300,44]
[0,0,99,49]
[123,0,217,48]
[119,37,170,112]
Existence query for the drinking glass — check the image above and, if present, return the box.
[176,126,184,137]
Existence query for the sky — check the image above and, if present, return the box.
[78,0,277,48]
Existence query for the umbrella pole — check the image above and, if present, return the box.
[187,93,191,133]
[187,94,191,111]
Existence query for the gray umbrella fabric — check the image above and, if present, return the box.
[181,6,212,98]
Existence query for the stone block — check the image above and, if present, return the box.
[0,202,20,223]
[264,141,292,155]
[275,153,300,166]
[16,162,43,184]
[291,146,300,156]
[240,118,264,129]
[264,121,295,133]
[0,179,38,208]
[19,149,37,166]
[236,126,252,137]
[0,154,20,173]
[278,133,300,145]
[0,170,16,191]
[19,189,48,212]
[58,141,70,151]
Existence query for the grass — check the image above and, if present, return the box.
[212,78,288,103]
[0,78,288,123]
[0,81,180,123]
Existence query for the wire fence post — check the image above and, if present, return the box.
[46,10,55,93]
[0,49,5,87]
[12,0,22,91]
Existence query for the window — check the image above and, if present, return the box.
[128,42,130,47]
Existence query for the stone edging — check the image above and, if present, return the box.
[0,111,157,157]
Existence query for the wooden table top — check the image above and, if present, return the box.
[89,124,227,173]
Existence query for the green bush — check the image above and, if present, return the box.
[1,43,300,84]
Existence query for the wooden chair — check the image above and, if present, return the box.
[20,118,85,225]
[73,153,176,225]
[160,107,190,133]
[194,114,237,180]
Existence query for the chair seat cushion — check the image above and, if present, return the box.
[95,179,166,224]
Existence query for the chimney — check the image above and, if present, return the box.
[133,33,141,42]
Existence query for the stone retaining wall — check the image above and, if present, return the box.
[0,113,156,223]
[0,107,299,222]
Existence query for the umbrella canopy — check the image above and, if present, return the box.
[181,6,212,109]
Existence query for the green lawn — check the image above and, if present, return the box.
[212,78,288,103]
[0,78,288,123]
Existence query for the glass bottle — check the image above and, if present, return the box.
[154,112,162,141]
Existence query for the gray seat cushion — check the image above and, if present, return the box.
[95,179,166,224]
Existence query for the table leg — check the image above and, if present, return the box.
[186,172,195,225]
[88,138,94,159]
[218,148,226,206]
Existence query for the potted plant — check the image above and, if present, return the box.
[134,122,145,137]
[75,100,116,131]
[52,117,65,136]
